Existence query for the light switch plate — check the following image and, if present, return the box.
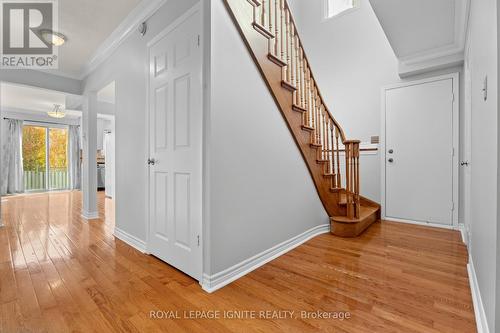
[483,76,488,101]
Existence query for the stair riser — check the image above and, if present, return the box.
[223,0,380,232]
[330,214,379,238]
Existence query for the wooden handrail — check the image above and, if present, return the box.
[230,0,365,220]
[258,0,360,217]
[283,0,347,143]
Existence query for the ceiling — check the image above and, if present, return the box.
[47,0,142,78]
[0,83,81,118]
[369,0,469,76]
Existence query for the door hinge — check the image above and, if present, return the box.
[197,235,200,246]
[452,93,455,102]
[451,202,455,211]
[452,148,455,156]
[197,35,200,47]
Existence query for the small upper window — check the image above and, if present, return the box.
[325,0,358,19]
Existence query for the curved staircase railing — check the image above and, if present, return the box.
[225,0,380,236]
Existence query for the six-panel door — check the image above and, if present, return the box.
[148,10,202,280]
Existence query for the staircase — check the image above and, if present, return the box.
[223,0,380,237]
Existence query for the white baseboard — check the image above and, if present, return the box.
[201,224,330,293]
[81,210,99,220]
[383,217,458,230]
[467,255,491,333]
[458,223,468,247]
[114,227,147,253]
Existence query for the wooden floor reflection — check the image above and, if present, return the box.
[0,191,475,332]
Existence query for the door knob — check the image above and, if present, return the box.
[388,149,394,154]
[461,161,469,166]
[147,158,156,165]
[388,158,394,163]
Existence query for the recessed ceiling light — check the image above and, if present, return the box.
[40,30,67,46]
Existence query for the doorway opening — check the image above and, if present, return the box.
[96,81,116,227]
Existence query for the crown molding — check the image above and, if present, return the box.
[398,51,464,78]
[399,42,462,65]
[399,0,469,66]
[80,0,168,80]
[397,0,469,77]
[371,0,470,77]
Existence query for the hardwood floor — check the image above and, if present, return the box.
[0,191,475,332]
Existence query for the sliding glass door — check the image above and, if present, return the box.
[48,128,68,190]
[22,124,69,192]
[22,126,47,191]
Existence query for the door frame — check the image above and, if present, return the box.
[144,1,205,279]
[380,72,460,228]
[462,34,472,246]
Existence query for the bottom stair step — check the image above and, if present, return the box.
[330,206,380,238]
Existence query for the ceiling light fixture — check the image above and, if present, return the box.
[47,104,66,119]
[40,30,67,46]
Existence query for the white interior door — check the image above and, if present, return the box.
[384,77,456,225]
[148,9,202,281]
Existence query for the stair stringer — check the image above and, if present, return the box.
[223,0,344,216]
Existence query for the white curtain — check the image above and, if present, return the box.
[68,125,81,190]
[1,119,24,194]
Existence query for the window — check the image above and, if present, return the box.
[23,124,69,191]
[325,0,358,19]
[23,126,47,191]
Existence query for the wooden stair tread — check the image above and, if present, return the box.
[331,206,379,224]
[281,81,296,91]
[292,104,307,113]
[268,53,287,67]
[224,0,379,238]
[330,205,380,237]
[248,0,261,6]
[252,22,275,39]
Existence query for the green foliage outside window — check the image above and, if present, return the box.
[22,126,68,171]
[22,126,46,172]
[49,128,68,169]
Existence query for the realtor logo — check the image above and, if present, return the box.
[1,0,58,68]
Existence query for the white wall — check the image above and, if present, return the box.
[289,0,399,143]
[287,0,398,203]
[104,120,115,198]
[466,0,498,330]
[83,0,199,243]
[207,0,329,275]
[288,0,466,217]
[97,118,104,151]
[83,0,330,280]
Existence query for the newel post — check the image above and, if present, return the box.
[344,140,360,219]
